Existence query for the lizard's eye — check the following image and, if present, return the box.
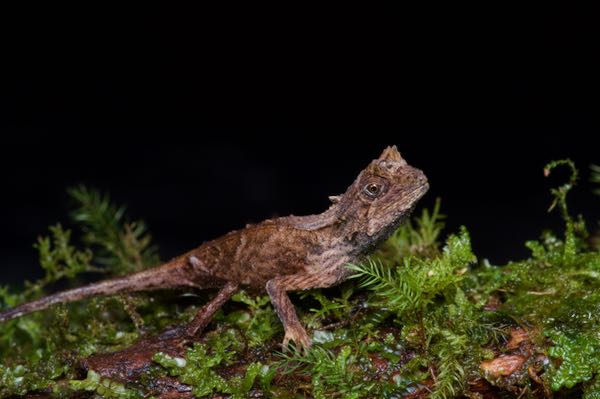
[364,183,382,198]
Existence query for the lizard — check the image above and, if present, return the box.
[0,145,428,350]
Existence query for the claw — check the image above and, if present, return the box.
[282,327,312,353]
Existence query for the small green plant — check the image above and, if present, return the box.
[348,227,474,321]
[277,346,377,399]
[226,290,281,347]
[545,330,600,391]
[63,370,143,399]
[68,185,158,275]
[377,197,445,260]
[153,338,269,399]
[34,224,97,287]
[302,282,356,329]
[0,224,98,312]
[153,343,230,397]
[347,227,486,398]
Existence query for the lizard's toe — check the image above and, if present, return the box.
[282,327,312,353]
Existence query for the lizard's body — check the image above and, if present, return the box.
[0,146,428,349]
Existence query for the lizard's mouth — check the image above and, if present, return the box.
[391,182,429,216]
[409,181,429,201]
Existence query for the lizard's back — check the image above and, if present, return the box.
[187,215,344,289]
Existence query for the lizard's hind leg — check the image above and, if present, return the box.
[185,281,239,337]
[81,280,239,381]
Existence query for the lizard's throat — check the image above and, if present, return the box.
[346,210,413,256]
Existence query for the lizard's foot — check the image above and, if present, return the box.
[282,326,312,352]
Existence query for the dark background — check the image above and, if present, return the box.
[0,6,598,285]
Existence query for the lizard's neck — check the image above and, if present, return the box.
[328,205,413,257]
[284,201,411,256]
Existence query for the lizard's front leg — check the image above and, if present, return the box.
[266,271,341,351]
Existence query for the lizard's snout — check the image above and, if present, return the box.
[402,166,428,187]
[415,169,428,185]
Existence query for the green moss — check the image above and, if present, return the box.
[152,340,267,398]
[62,370,144,399]
[68,185,159,275]
[546,330,600,391]
[584,376,600,399]
[278,345,379,399]
[153,344,229,397]
[226,290,281,347]
[347,227,495,398]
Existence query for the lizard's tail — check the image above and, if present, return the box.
[0,256,194,323]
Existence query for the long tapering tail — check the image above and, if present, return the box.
[0,256,194,323]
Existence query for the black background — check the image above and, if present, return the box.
[1,6,598,285]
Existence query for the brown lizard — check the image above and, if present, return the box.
[0,146,428,349]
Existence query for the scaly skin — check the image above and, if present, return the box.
[0,146,428,350]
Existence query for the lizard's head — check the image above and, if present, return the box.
[336,145,429,242]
